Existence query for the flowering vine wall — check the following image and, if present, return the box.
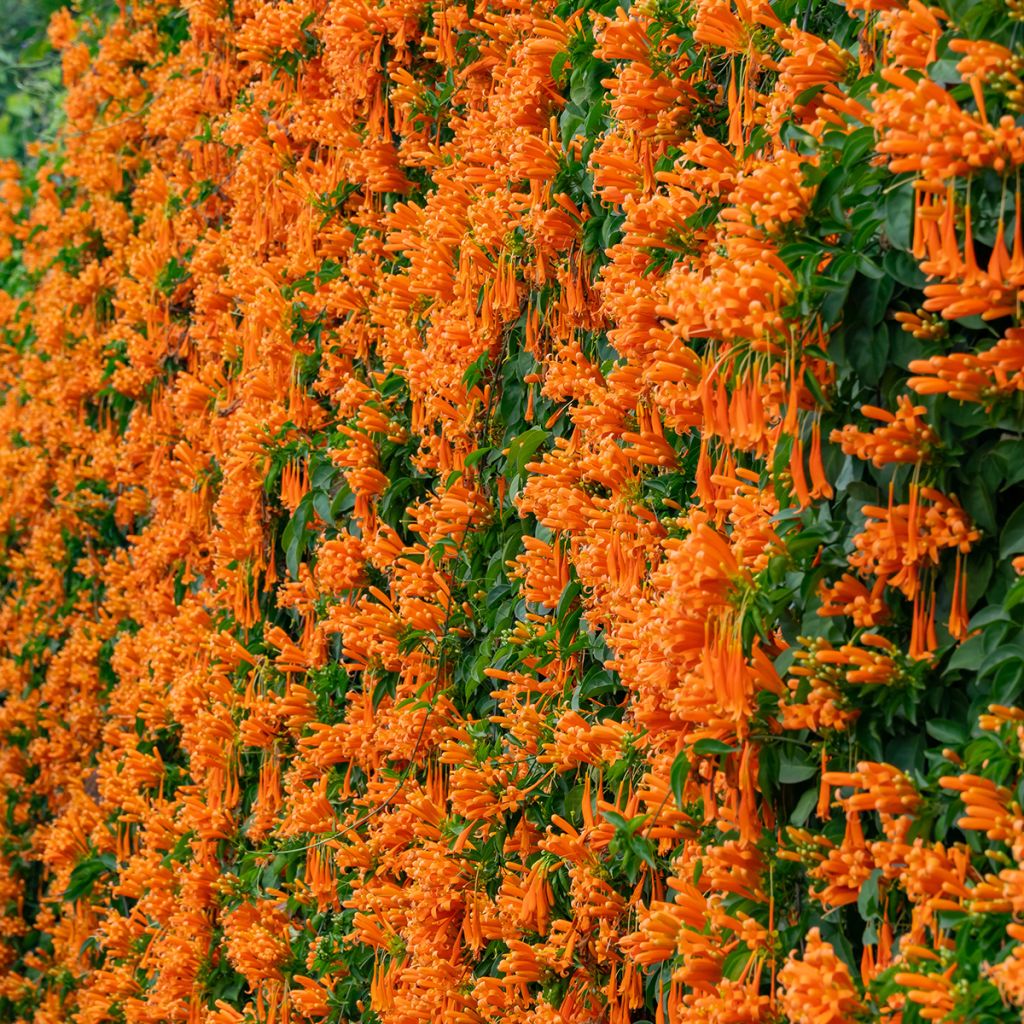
[2,0,1024,1021]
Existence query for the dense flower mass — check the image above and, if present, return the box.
[2,0,1024,1022]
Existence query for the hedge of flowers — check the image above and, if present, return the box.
[1,0,1024,1021]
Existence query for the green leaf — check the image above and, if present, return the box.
[791,788,818,826]
[282,495,314,578]
[464,445,493,469]
[841,321,889,388]
[945,633,984,674]
[310,457,336,491]
[372,673,398,711]
[571,664,621,711]
[601,808,629,832]
[926,719,968,745]
[857,868,882,920]
[558,606,583,657]
[1000,503,1024,559]
[980,642,1024,677]
[551,50,570,82]
[64,854,116,901]
[5,92,33,119]
[312,488,334,527]
[721,946,753,981]
[883,179,914,251]
[778,755,817,784]
[883,249,926,288]
[692,739,736,756]
[504,428,549,479]
[670,751,690,809]
[556,577,582,623]
[1005,577,1024,612]
[330,483,354,520]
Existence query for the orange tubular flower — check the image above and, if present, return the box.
[778,927,865,1024]
[893,963,957,1021]
[838,487,978,653]
[831,395,939,466]
[908,328,1024,408]
[939,773,1019,843]
[824,760,921,816]
[290,975,333,1019]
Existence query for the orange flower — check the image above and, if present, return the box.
[831,395,938,466]
[778,927,864,1024]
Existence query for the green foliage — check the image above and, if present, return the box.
[0,2,113,160]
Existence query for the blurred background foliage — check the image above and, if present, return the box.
[0,1,112,160]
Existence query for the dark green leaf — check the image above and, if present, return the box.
[692,739,736,756]
[670,751,690,809]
